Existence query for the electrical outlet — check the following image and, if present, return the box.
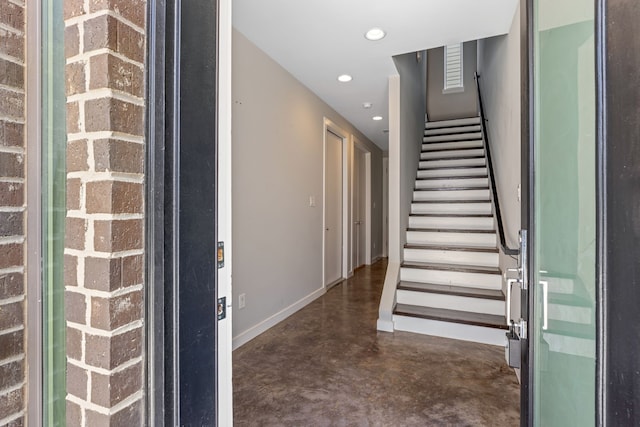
[309,196,316,207]
[239,293,246,309]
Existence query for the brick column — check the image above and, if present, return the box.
[64,1,146,425]
[0,0,26,425]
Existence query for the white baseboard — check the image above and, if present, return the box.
[232,287,326,350]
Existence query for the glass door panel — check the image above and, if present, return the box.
[532,0,596,425]
[42,0,66,424]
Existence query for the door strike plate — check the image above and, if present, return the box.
[217,241,224,268]
[217,296,226,320]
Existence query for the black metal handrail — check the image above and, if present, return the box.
[474,72,519,256]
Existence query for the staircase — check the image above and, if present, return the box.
[392,116,508,346]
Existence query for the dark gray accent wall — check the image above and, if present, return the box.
[426,41,478,122]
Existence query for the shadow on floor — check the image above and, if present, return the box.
[233,259,520,426]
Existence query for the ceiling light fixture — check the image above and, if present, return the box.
[372,116,383,121]
[337,74,353,83]
[363,102,373,109]
[365,28,386,41]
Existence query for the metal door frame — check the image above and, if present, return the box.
[146,0,220,424]
[522,0,640,425]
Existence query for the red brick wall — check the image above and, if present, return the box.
[0,0,26,425]
[64,1,146,425]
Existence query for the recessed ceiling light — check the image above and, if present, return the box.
[337,74,353,83]
[373,116,383,121]
[365,28,386,41]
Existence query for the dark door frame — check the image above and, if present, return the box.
[522,0,640,425]
[146,0,220,424]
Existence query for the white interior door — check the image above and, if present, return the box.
[352,147,367,269]
[325,130,343,286]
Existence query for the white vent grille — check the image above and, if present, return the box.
[444,43,464,92]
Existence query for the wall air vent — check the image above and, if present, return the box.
[444,43,464,93]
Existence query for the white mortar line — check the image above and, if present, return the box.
[0,410,25,427]
[65,9,145,35]
[0,146,25,155]
[67,88,145,106]
[0,325,24,336]
[66,319,144,338]
[0,116,25,125]
[0,23,24,36]
[0,353,25,367]
[67,131,144,144]
[67,48,144,70]
[0,84,25,95]
[0,266,24,275]
[0,178,25,184]
[69,355,143,377]
[0,53,24,67]
[66,172,144,184]
[64,284,143,300]
[0,295,24,306]
[65,248,144,260]
[0,207,25,213]
[0,236,25,245]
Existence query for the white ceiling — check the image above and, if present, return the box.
[233,0,519,151]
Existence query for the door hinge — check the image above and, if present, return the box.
[217,241,224,268]
[217,296,226,320]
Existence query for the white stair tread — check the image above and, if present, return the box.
[411,202,492,215]
[413,189,490,202]
[416,178,489,189]
[424,132,483,143]
[425,117,481,129]
[418,167,487,178]
[408,215,495,230]
[425,125,482,136]
[420,158,486,169]
[421,149,485,160]
[406,230,497,247]
[422,140,484,151]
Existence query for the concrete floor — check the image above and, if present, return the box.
[233,259,520,426]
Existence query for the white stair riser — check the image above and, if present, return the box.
[404,248,499,268]
[400,268,501,290]
[548,304,592,324]
[420,158,485,169]
[396,290,504,316]
[394,315,506,347]
[413,189,490,202]
[424,132,483,143]
[418,168,487,178]
[408,216,494,230]
[411,203,492,215]
[545,334,595,359]
[425,117,481,129]
[422,140,483,151]
[421,149,484,160]
[407,231,497,247]
[416,178,489,189]
[424,125,481,136]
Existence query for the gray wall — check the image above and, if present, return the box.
[232,29,384,342]
[427,41,479,121]
[392,51,428,257]
[476,5,521,253]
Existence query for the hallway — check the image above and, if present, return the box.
[233,260,520,426]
